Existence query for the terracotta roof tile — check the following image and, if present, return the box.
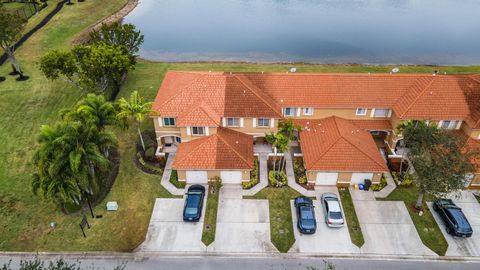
[296,117,388,172]
[172,127,253,170]
[348,120,392,131]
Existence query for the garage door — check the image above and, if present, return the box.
[351,173,374,185]
[316,172,338,186]
[186,171,208,184]
[220,171,243,184]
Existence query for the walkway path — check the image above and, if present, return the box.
[243,153,268,196]
[285,151,315,197]
[160,153,184,196]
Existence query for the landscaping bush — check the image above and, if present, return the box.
[269,170,287,187]
[371,175,387,191]
[293,158,307,184]
[135,152,163,175]
[144,146,156,161]
[243,158,259,189]
[298,175,307,185]
[400,173,414,187]
[170,170,185,188]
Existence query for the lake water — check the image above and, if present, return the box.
[124,0,480,65]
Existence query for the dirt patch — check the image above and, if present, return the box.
[73,0,139,44]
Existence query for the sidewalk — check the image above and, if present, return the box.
[285,151,315,197]
[159,153,184,196]
[243,153,268,196]
[374,172,397,198]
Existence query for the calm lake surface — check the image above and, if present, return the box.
[124,0,480,65]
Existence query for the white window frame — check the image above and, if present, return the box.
[163,117,176,127]
[356,108,367,116]
[257,118,270,127]
[303,108,314,116]
[440,120,460,130]
[283,107,296,117]
[191,126,206,136]
[373,108,390,118]
[226,117,240,127]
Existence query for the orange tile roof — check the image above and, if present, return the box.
[296,117,388,172]
[152,71,480,128]
[172,127,253,170]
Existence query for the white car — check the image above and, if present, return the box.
[320,192,345,228]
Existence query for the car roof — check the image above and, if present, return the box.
[188,184,205,192]
[326,200,341,212]
[295,196,313,204]
[322,192,338,200]
[446,208,471,227]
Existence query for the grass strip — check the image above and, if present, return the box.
[338,187,365,247]
[201,183,220,246]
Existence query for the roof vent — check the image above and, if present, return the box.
[236,140,239,144]
[430,91,433,95]
[230,72,233,75]
[204,85,207,87]
[280,99,284,103]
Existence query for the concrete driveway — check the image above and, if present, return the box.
[289,187,360,254]
[428,191,480,256]
[138,196,207,252]
[208,185,277,253]
[352,189,436,256]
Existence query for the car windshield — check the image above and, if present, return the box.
[449,208,471,231]
[185,194,200,215]
[300,206,314,220]
[329,211,343,220]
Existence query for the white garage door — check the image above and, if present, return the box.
[186,170,208,184]
[220,171,243,184]
[351,173,374,185]
[316,172,338,186]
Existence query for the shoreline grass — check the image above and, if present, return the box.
[338,187,365,247]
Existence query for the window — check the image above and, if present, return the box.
[175,137,181,143]
[356,108,367,116]
[303,108,314,116]
[257,118,270,127]
[163,117,176,126]
[191,127,205,136]
[373,109,389,117]
[283,107,296,117]
[226,117,240,127]
[441,120,460,130]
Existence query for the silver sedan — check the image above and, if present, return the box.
[320,192,345,228]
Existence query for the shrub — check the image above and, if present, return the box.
[293,158,307,184]
[269,170,287,187]
[298,175,307,185]
[169,170,185,188]
[371,175,387,191]
[400,172,414,187]
[209,176,222,193]
[243,158,259,189]
[144,146,156,161]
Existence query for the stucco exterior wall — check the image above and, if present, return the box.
[306,170,382,185]
[225,118,278,135]
[176,169,251,182]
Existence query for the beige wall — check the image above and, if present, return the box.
[225,118,278,135]
[462,122,480,139]
[306,170,382,185]
[176,169,251,182]
[179,127,218,142]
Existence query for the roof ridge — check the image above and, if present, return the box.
[216,129,252,168]
[469,75,480,84]
[397,76,437,118]
[233,74,282,117]
[178,100,220,126]
[198,101,221,125]
[173,135,214,166]
[156,73,207,110]
[341,135,387,170]
[307,117,343,168]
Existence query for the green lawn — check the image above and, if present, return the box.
[338,187,365,247]
[377,186,448,256]
[1,0,480,252]
[246,187,301,253]
[201,183,220,246]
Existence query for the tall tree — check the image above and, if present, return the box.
[399,120,474,209]
[62,94,118,130]
[0,5,27,79]
[90,22,144,56]
[117,91,152,151]
[40,43,135,99]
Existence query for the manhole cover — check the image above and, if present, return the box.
[205,224,212,231]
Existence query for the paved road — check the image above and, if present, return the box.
[1,254,480,270]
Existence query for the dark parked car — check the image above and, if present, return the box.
[183,185,206,222]
[294,196,317,234]
[433,198,473,238]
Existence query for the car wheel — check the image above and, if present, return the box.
[433,203,439,211]
[446,226,452,235]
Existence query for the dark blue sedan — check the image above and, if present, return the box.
[433,198,473,238]
[294,196,317,234]
[183,185,206,222]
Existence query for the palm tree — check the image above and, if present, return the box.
[32,125,83,211]
[63,94,118,130]
[117,91,152,151]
